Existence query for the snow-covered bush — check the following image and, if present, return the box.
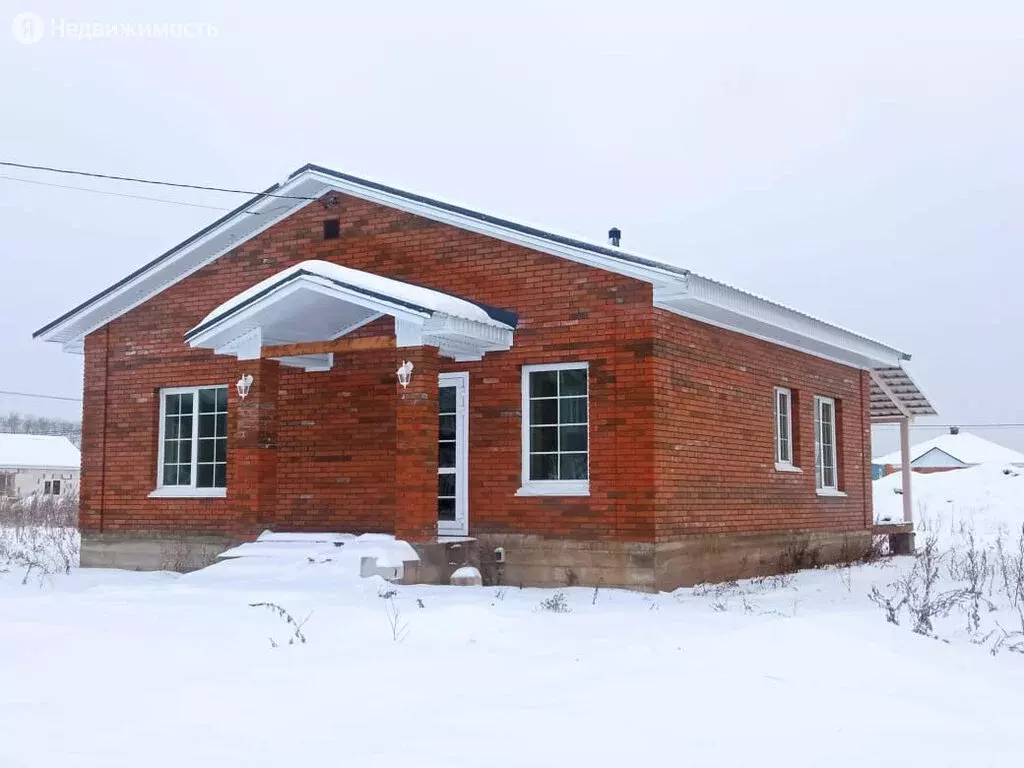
[538,591,570,613]
[0,492,79,583]
[868,520,1024,654]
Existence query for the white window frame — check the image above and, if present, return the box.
[150,385,228,499]
[773,386,797,471]
[814,395,842,495]
[517,361,590,497]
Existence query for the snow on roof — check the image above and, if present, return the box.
[873,431,1024,467]
[0,434,81,470]
[190,259,516,336]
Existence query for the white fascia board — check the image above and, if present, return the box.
[51,166,682,351]
[300,170,684,286]
[655,274,908,370]
[36,192,314,346]
[188,276,431,352]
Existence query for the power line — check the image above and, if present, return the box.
[0,389,82,403]
[874,423,1024,429]
[0,174,258,214]
[0,160,319,202]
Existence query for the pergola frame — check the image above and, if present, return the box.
[869,367,936,528]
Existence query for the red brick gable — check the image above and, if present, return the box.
[81,192,658,540]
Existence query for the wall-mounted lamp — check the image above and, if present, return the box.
[236,373,254,399]
[396,361,414,389]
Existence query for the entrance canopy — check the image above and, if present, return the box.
[869,366,936,422]
[185,260,517,370]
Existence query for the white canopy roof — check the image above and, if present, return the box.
[0,434,81,471]
[186,260,517,369]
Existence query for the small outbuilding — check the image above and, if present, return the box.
[0,434,81,499]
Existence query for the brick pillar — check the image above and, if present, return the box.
[79,328,109,533]
[228,358,279,538]
[393,346,439,542]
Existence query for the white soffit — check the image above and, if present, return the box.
[186,260,515,367]
[656,274,910,369]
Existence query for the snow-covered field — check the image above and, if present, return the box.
[3,470,1024,768]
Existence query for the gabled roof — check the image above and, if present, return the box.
[186,260,517,368]
[874,431,1024,467]
[33,163,913,372]
[0,434,81,471]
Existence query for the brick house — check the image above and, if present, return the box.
[34,164,934,589]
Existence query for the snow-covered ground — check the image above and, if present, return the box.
[2,474,1024,767]
[874,462,1024,543]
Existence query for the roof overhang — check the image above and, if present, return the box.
[186,260,516,369]
[655,274,910,369]
[869,366,937,421]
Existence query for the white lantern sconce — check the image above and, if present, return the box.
[396,360,414,389]
[236,373,254,399]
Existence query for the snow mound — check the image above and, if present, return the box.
[874,463,1024,543]
[194,532,419,586]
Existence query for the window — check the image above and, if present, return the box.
[51,479,61,496]
[156,386,228,497]
[814,395,838,492]
[774,387,793,467]
[43,480,52,495]
[0,472,12,498]
[519,362,589,496]
[323,218,340,240]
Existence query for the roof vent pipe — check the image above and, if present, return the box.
[608,227,621,247]
[949,426,959,435]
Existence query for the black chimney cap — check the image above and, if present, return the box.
[949,426,960,435]
[608,227,621,247]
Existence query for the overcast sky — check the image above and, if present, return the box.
[1,0,1021,455]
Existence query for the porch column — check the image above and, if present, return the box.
[229,358,279,537]
[899,416,913,524]
[394,346,439,542]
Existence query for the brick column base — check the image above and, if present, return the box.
[228,358,279,538]
[394,346,439,542]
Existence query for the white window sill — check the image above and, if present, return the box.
[516,482,590,497]
[774,462,802,473]
[149,487,227,499]
[816,488,847,498]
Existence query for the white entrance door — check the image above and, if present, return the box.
[437,372,469,536]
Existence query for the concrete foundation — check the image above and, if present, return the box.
[80,532,237,572]
[403,538,480,585]
[80,528,875,590]
[475,529,873,592]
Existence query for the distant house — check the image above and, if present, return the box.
[873,428,1024,477]
[0,434,81,499]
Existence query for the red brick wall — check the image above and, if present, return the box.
[79,192,657,541]
[652,309,873,540]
